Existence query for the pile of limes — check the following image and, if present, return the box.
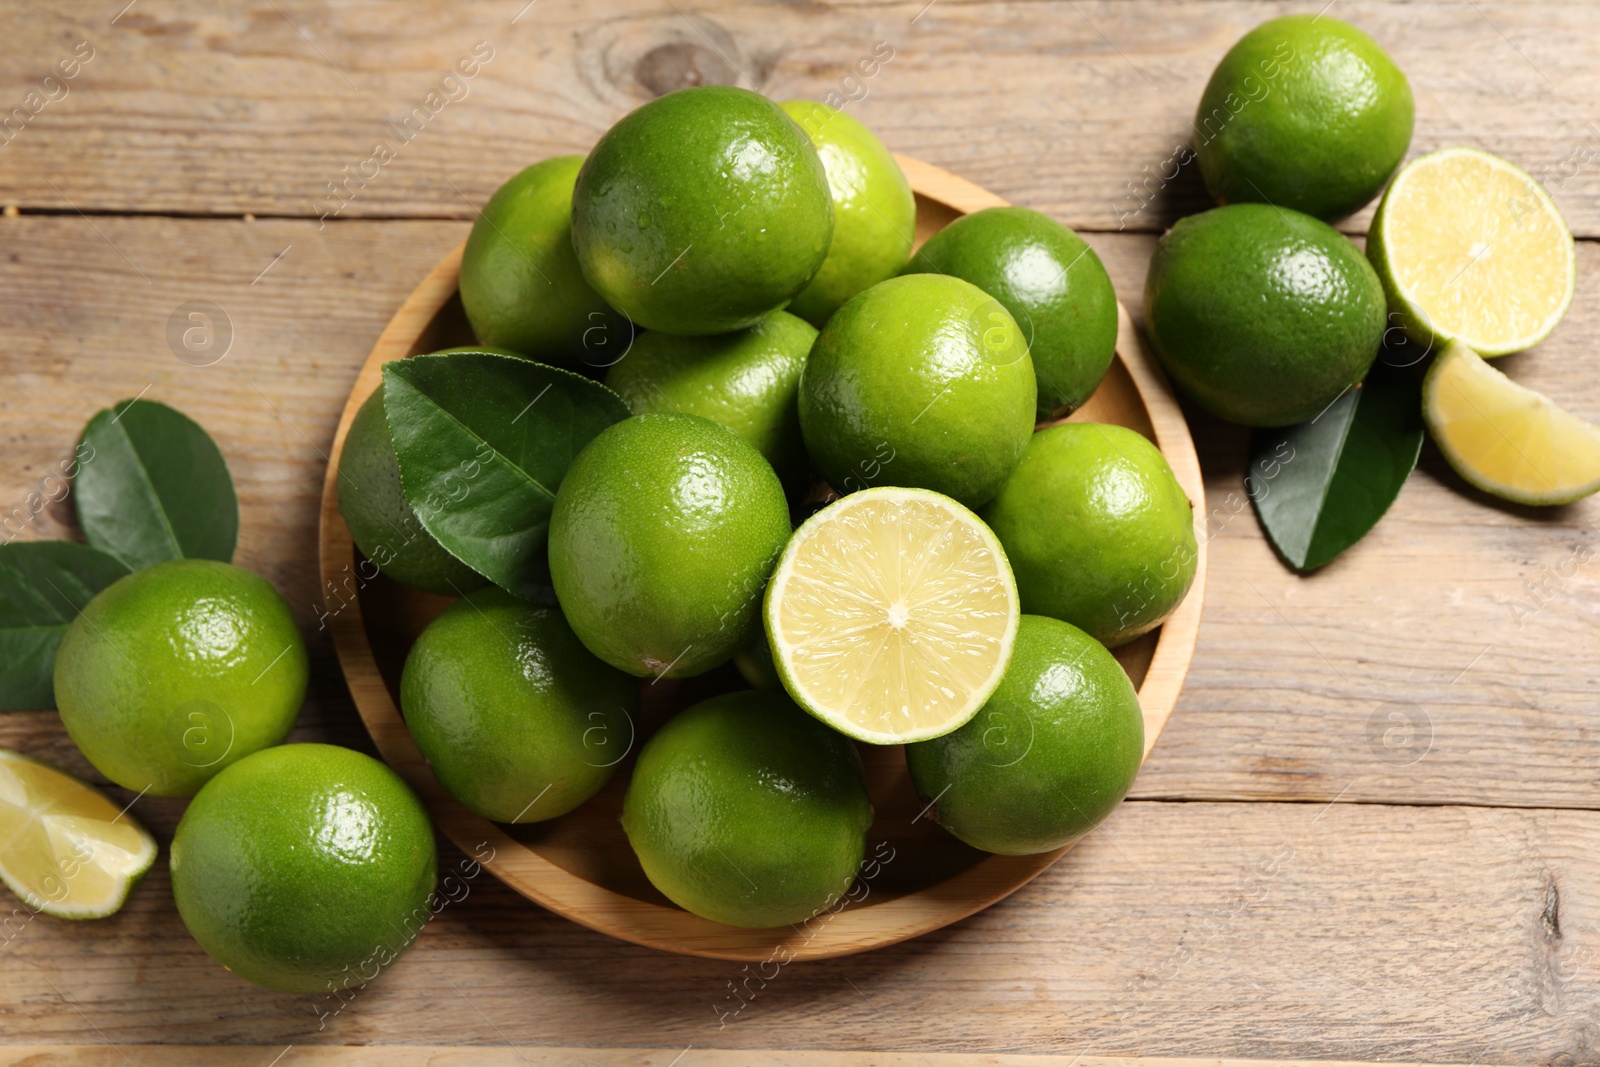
[1151,14,1597,509]
[339,85,1201,934]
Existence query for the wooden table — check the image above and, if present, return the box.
[3,2,1598,1064]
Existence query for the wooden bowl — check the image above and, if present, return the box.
[317,157,1207,961]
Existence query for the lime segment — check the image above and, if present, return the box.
[1423,342,1600,506]
[765,486,1019,744]
[1372,147,1576,357]
[0,750,156,919]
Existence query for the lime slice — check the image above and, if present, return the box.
[764,486,1020,744]
[0,750,157,919]
[1424,342,1600,506]
[1371,146,1575,357]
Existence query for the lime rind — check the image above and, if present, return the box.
[1371,146,1576,358]
[764,486,1020,745]
[0,750,157,920]
[1423,342,1600,506]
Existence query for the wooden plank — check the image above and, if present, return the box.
[2,2,1600,234]
[0,1050,1530,1066]
[0,800,1595,1061]
[0,216,1596,812]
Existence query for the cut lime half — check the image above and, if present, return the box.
[1371,146,1575,357]
[764,487,1020,744]
[0,750,157,919]
[1424,342,1600,506]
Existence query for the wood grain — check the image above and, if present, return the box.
[3,2,1600,235]
[0,1052,1536,1067]
[0,801,1596,1062]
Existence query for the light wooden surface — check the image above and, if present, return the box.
[313,160,1209,961]
[0,1054,1542,1067]
[1,801,1596,1061]
[1,0,1598,1061]
[5,2,1600,238]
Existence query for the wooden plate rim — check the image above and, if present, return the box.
[316,156,1208,962]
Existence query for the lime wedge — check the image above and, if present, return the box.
[764,487,1019,744]
[1424,342,1600,506]
[1371,146,1575,357]
[0,750,157,919]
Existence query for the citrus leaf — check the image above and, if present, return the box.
[1250,358,1423,573]
[0,542,129,710]
[383,351,629,600]
[75,399,238,569]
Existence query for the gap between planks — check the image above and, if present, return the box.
[1124,794,1600,814]
[11,207,1600,245]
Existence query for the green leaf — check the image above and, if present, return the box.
[0,541,129,710]
[382,351,629,600]
[1250,358,1424,573]
[75,399,239,569]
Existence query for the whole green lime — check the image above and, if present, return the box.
[1195,14,1413,221]
[338,388,487,596]
[548,413,792,678]
[621,690,871,927]
[571,86,833,335]
[982,423,1196,647]
[905,206,1118,418]
[799,273,1036,508]
[1144,203,1385,427]
[169,743,437,993]
[53,559,308,797]
[400,588,638,823]
[603,311,817,487]
[779,100,916,326]
[906,615,1143,855]
[459,156,632,369]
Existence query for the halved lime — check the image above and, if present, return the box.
[764,486,1019,744]
[0,750,157,919]
[1371,147,1576,357]
[1424,342,1600,506]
